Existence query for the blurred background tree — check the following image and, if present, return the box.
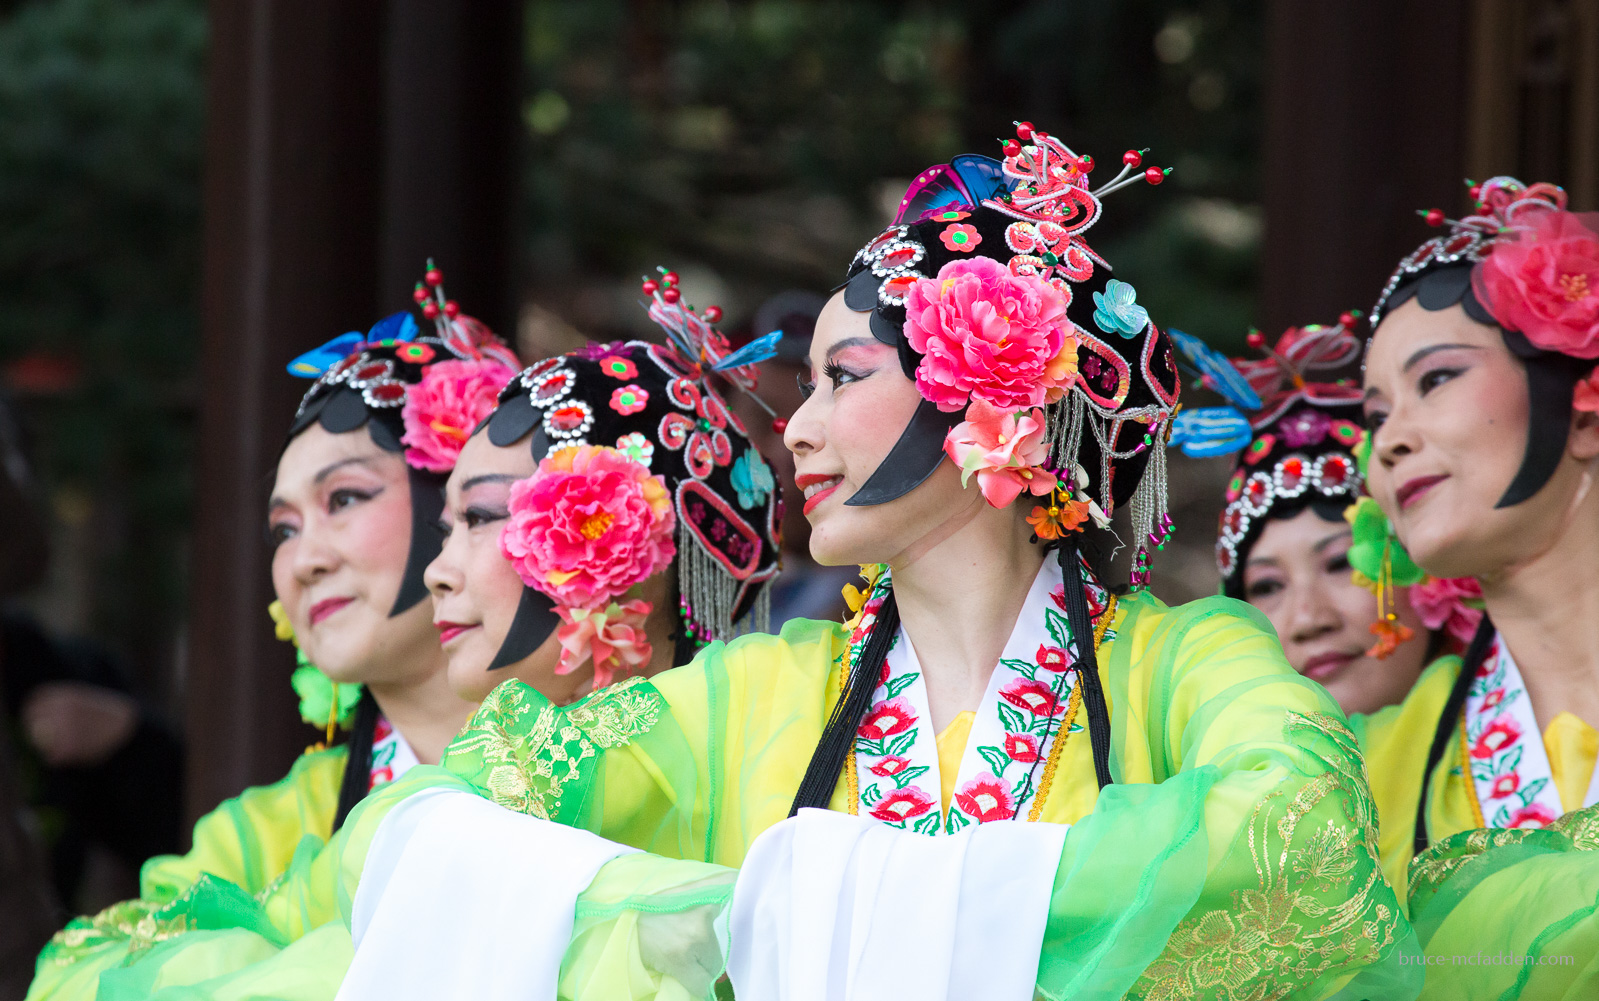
[0,0,1262,710]
[0,0,204,705]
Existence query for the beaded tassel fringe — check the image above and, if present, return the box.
[677,520,771,645]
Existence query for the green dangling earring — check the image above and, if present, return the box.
[269,600,363,749]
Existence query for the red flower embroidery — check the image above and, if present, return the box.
[1471,718,1522,759]
[953,773,1015,823]
[1000,677,1065,717]
[1488,773,1520,799]
[1035,644,1071,673]
[373,717,393,742]
[368,766,394,790]
[1049,584,1068,612]
[1004,732,1040,763]
[869,755,911,777]
[1480,688,1506,711]
[859,697,917,740]
[870,786,936,823]
[939,222,982,253]
[1508,804,1558,829]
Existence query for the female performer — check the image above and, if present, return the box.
[28,264,517,1000]
[1355,178,1599,997]
[335,125,1416,1000]
[1175,318,1444,716]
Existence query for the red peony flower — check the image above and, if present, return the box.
[399,359,518,472]
[1407,576,1485,645]
[859,697,918,740]
[499,445,677,608]
[869,755,911,777]
[901,256,1071,412]
[869,786,936,824]
[1487,772,1520,800]
[1508,804,1558,829]
[1004,732,1040,763]
[1474,210,1599,359]
[1000,677,1066,717]
[953,772,1015,823]
[1035,644,1071,673]
[1471,718,1522,759]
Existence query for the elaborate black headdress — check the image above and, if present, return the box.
[837,125,1180,583]
[478,300,782,671]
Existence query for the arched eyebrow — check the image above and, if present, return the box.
[459,473,520,492]
[268,456,376,509]
[1402,342,1482,372]
[1312,528,1352,554]
[825,336,880,364]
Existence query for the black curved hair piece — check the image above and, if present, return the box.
[332,686,381,832]
[1383,265,1588,508]
[787,541,1114,816]
[1412,614,1497,855]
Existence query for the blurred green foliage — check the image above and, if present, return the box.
[520,0,1262,351]
[0,0,204,680]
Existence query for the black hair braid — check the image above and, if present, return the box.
[1413,614,1496,855]
[332,688,381,832]
[1059,545,1114,789]
[788,591,902,816]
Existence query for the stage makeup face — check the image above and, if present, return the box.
[268,423,439,686]
[786,292,993,569]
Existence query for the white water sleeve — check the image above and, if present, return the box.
[339,788,637,1001]
[728,808,1067,1001]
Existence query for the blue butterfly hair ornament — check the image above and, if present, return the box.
[1166,315,1365,458]
[286,311,421,380]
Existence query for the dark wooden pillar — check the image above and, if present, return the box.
[380,0,522,335]
[1260,3,1472,332]
[189,0,521,824]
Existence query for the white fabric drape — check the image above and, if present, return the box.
[728,808,1067,1001]
[338,787,636,1001]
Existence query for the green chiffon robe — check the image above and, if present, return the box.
[32,593,1422,1000]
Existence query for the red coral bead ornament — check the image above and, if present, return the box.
[662,287,680,304]
[425,268,443,287]
[412,284,428,304]
[771,418,787,434]
[663,271,679,286]
[422,301,440,319]
[1002,139,1021,157]
[1245,329,1266,350]
[703,305,723,323]
[1122,149,1143,167]
[1339,311,1358,329]
[641,279,658,295]
[443,300,460,319]
[1144,166,1167,185]
[1424,208,1446,227]
[1016,121,1034,141]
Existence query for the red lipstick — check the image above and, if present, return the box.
[309,597,353,625]
[1396,474,1447,509]
[435,621,476,645]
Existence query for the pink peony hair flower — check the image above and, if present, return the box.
[400,359,518,472]
[1407,575,1485,645]
[1473,209,1599,359]
[942,399,1057,508]
[555,599,653,690]
[499,445,677,608]
[902,256,1071,412]
[1574,366,1599,414]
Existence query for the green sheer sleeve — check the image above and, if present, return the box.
[24,747,348,1001]
[1036,594,1420,1000]
[1404,802,1599,999]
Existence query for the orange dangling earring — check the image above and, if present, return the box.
[1367,537,1415,659]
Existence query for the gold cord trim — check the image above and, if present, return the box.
[1459,701,1486,828]
[1028,593,1117,822]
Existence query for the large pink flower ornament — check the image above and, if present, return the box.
[499,445,677,608]
[399,359,518,472]
[555,599,653,689]
[1474,210,1599,359]
[1407,576,1484,645]
[942,399,1057,508]
[902,256,1071,412]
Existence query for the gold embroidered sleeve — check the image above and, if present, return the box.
[1128,711,1405,1000]
[442,676,664,824]
[1407,799,1599,909]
